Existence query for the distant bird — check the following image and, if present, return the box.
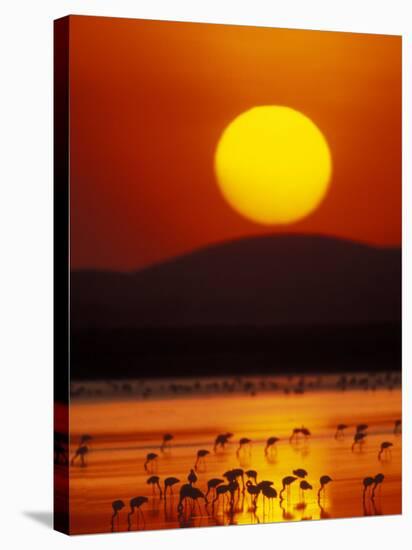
[214,432,233,452]
[246,480,260,506]
[261,484,277,505]
[289,426,311,443]
[231,468,245,490]
[362,477,375,499]
[213,483,230,507]
[293,468,308,479]
[160,433,173,453]
[71,445,88,467]
[334,424,348,439]
[318,476,332,501]
[188,469,197,485]
[394,419,402,435]
[127,496,148,530]
[301,427,311,440]
[352,432,366,452]
[79,434,92,445]
[356,424,368,433]
[280,476,297,500]
[236,437,252,457]
[264,437,280,456]
[111,499,125,532]
[147,475,162,498]
[164,477,180,498]
[144,452,158,472]
[205,478,224,501]
[378,441,393,461]
[299,480,312,501]
[245,469,258,483]
[178,484,207,514]
[371,473,384,498]
[194,449,210,472]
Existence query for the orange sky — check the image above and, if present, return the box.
[68,16,401,271]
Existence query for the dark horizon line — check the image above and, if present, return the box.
[70,231,402,275]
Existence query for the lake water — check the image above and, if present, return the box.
[67,379,401,535]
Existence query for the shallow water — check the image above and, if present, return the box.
[67,386,401,534]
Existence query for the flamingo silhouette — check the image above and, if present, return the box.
[356,423,368,433]
[280,476,297,500]
[293,468,308,479]
[231,468,245,491]
[214,432,233,452]
[144,452,158,472]
[164,477,180,498]
[79,434,92,445]
[371,473,384,499]
[205,478,224,502]
[147,475,162,498]
[111,499,125,532]
[212,483,230,509]
[362,476,375,500]
[127,496,148,530]
[299,480,312,501]
[264,437,280,456]
[246,480,260,507]
[194,449,210,472]
[393,419,402,435]
[71,445,88,467]
[352,432,366,452]
[334,424,348,439]
[261,484,277,507]
[160,433,173,453]
[178,483,206,515]
[245,469,258,483]
[236,438,252,457]
[317,475,332,502]
[378,441,393,461]
[187,468,197,485]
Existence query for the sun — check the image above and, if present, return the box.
[214,106,332,225]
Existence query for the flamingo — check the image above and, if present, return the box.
[362,477,375,499]
[245,469,258,483]
[293,468,308,479]
[356,423,368,433]
[317,475,332,501]
[212,483,230,509]
[280,476,297,500]
[144,452,158,472]
[378,441,393,461]
[164,477,180,498]
[160,433,173,453]
[178,484,207,515]
[146,475,162,498]
[194,449,210,472]
[289,428,302,443]
[111,499,125,532]
[264,437,280,456]
[236,437,252,457]
[214,432,233,452]
[231,468,245,491]
[127,496,148,530]
[205,478,224,502]
[299,480,312,501]
[246,480,260,507]
[334,424,348,439]
[187,468,197,485]
[371,473,384,499]
[261,484,277,507]
[352,432,366,452]
[71,445,88,467]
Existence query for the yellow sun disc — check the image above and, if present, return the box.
[214,106,332,225]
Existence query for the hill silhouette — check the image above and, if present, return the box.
[71,234,400,328]
[70,234,401,379]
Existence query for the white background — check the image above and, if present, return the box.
[0,0,410,548]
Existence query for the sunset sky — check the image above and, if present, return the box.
[68,16,401,271]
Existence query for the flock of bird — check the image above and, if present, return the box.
[70,371,401,400]
[83,418,401,532]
